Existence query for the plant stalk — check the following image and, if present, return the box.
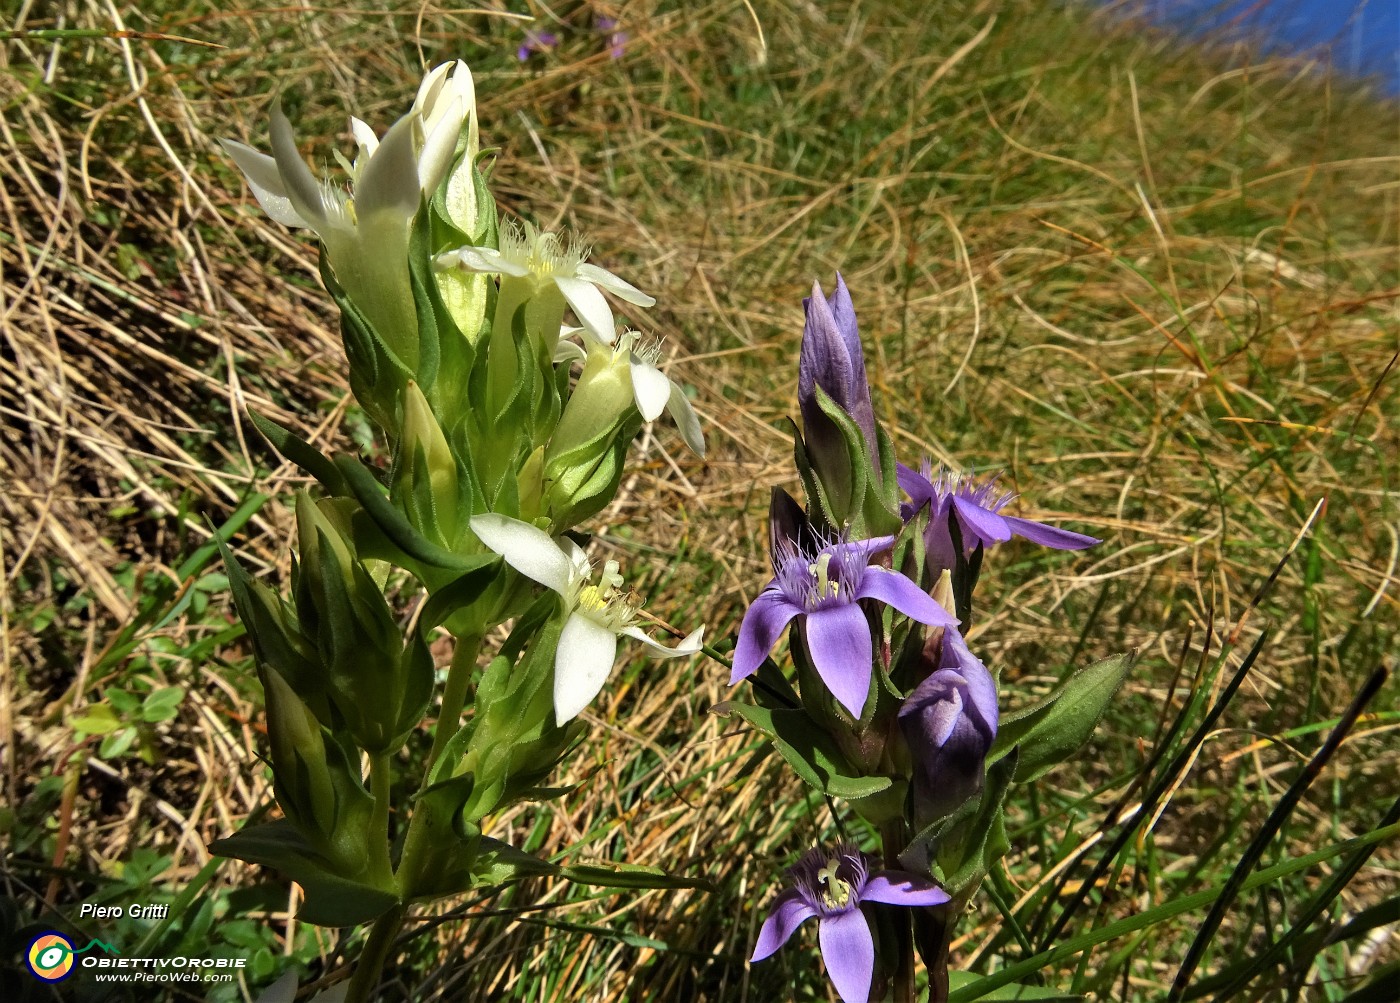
[882,821,916,1003]
[343,904,406,1003]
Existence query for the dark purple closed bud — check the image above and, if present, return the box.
[897,628,998,828]
[798,274,880,474]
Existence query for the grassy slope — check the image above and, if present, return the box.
[2,0,1396,1000]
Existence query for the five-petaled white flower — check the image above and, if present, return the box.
[471,514,704,723]
[436,220,654,347]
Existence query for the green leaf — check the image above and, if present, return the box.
[948,972,1083,1001]
[71,703,122,736]
[335,453,482,573]
[559,862,713,893]
[991,652,1135,784]
[209,820,397,927]
[247,410,347,495]
[141,686,184,723]
[714,701,891,801]
[470,837,559,886]
[99,727,139,759]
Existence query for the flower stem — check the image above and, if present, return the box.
[881,821,916,1003]
[368,750,395,887]
[343,904,406,1003]
[426,634,482,770]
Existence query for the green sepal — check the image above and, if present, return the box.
[947,972,1085,1001]
[209,819,398,927]
[713,702,891,801]
[335,453,483,573]
[404,203,441,396]
[246,410,347,496]
[559,862,714,893]
[903,750,1017,901]
[543,412,642,531]
[419,559,503,632]
[320,250,412,437]
[990,651,1136,783]
[791,419,839,533]
[215,535,319,694]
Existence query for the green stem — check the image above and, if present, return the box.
[425,634,482,771]
[343,904,406,1003]
[882,821,917,1003]
[368,750,395,888]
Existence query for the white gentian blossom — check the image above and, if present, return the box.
[220,61,477,367]
[554,328,705,456]
[470,514,704,723]
[436,221,654,348]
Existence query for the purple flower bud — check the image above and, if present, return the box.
[898,628,998,827]
[798,275,880,472]
[751,844,948,1003]
[595,16,627,59]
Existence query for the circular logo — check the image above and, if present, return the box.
[26,932,76,982]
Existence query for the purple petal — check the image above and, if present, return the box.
[799,283,856,414]
[943,630,999,736]
[818,909,875,1003]
[804,603,874,718]
[828,274,864,386]
[952,494,1012,546]
[854,568,958,628]
[1002,515,1099,550]
[896,462,932,504]
[861,872,951,907]
[730,590,802,685]
[751,890,817,962]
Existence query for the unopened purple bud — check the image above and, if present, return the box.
[898,628,998,827]
[798,275,880,467]
[517,29,559,61]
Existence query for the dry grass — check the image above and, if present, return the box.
[2,0,1397,1000]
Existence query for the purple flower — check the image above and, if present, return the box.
[517,29,559,62]
[897,461,1099,573]
[729,532,957,718]
[596,16,627,59]
[799,275,880,472]
[751,845,949,1003]
[898,627,998,827]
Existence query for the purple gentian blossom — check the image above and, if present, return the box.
[729,533,957,718]
[898,627,998,827]
[751,845,949,1003]
[517,29,559,62]
[799,275,881,473]
[898,461,1099,573]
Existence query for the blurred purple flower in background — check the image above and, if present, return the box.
[751,844,949,1003]
[596,16,628,59]
[517,29,559,62]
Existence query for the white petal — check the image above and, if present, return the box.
[417,97,464,194]
[412,62,452,117]
[666,382,706,457]
[470,514,577,595]
[219,139,310,228]
[619,623,705,657]
[553,338,587,365]
[575,262,656,307]
[356,113,420,217]
[555,613,619,722]
[559,537,592,578]
[269,106,328,226]
[629,357,671,422]
[555,275,617,344]
[349,117,379,157]
[439,245,529,277]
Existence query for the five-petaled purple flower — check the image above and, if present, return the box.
[751,844,949,1003]
[898,627,999,828]
[730,533,957,718]
[898,461,1099,574]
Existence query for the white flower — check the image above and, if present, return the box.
[471,514,704,723]
[554,328,705,456]
[219,61,478,364]
[436,221,654,346]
